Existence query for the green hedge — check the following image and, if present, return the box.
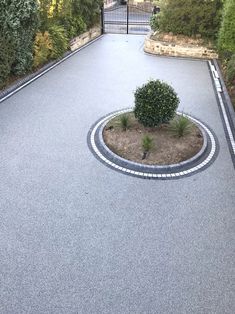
[218,0,235,56]
[49,25,68,59]
[0,34,15,89]
[0,0,102,89]
[158,0,223,39]
[2,0,39,75]
[226,54,235,84]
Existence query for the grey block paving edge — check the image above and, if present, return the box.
[208,60,235,168]
[0,35,103,104]
[88,109,219,180]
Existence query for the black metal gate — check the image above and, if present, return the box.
[102,2,153,34]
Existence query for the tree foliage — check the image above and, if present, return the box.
[0,0,102,87]
[0,0,39,75]
[38,0,102,32]
[33,31,52,68]
[158,0,223,39]
[48,24,68,59]
[218,0,235,55]
[226,54,235,84]
[0,33,15,88]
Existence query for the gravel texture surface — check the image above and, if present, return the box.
[0,34,234,314]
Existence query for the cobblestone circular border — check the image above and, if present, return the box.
[88,109,218,179]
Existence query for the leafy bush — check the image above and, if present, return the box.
[0,0,101,87]
[169,115,192,137]
[33,32,52,68]
[0,34,15,88]
[158,0,223,39]
[150,14,160,32]
[134,80,179,127]
[226,55,235,84]
[4,0,39,75]
[218,0,235,55]
[120,114,130,131]
[48,25,68,59]
[142,135,154,152]
[59,15,87,38]
[77,0,101,29]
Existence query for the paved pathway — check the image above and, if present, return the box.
[0,35,234,314]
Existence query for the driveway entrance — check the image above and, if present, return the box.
[0,35,234,314]
[103,2,152,34]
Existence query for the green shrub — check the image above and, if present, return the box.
[120,114,130,131]
[150,14,160,32]
[59,15,87,39]
[77,0,101,29]
[3,0,39,75]
[33,32,52,68]
[169,115,192,137]
[158,0,223,39]
[226,55,235,84]
[218,0,235,55]
[0,34,15,89]
[134,80,179,127]
[48,25,68,59]
[142,135,154,152]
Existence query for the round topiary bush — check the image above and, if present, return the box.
[134,80,179,127]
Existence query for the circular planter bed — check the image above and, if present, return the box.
[88,109,218,180]
[103,112,203,165]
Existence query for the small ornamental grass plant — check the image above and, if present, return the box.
[134,80,179,127]
[142,135,154,159]
[169,115,192,137]
[119,114,130,131]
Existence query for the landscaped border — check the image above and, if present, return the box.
[208,60,235,169]
[0,35,103,104]
[88,109,219,179]
[144,33,218,60]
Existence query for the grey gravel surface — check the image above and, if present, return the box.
[0,35,234,314]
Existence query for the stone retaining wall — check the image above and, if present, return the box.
[144,34,218,59]
[70,26,101,51]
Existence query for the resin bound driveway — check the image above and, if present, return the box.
[0,35,234,314]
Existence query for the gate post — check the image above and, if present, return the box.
[100,4,104,34]
[126,3,129,34]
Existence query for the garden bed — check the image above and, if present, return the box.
[103,112,203,165]
[144,32,218,59]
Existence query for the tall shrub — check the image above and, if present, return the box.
[38,0,53,32]
[58,15,86,38]
[48,25,68,59]
[0,34,15,88]
[33,32,52,68]
[226,54,235,85]
[38,0,100,38]
[158,0,223,39]
[71,0,102,29]
[218,0,235,55]
[0,0,39,75]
